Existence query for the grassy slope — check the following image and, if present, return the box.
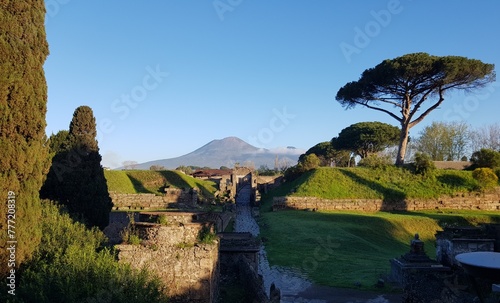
[283,167,479,200]
[104,170,217,198]
[259,166,499,290]
[260,207,500,290]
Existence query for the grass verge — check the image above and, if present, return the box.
[259,206,500,290]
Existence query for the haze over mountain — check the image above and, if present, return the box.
[133,137,304,170]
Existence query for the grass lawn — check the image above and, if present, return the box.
[259,207,500,290]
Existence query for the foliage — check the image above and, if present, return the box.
[336,52,495,165]
[470,148,500,169]
[413,152,437,175]
[0,201,169,303]
[297,153,321,171]
[332,122,400,158]
[416,121,470,161]
[0,0,50,276]
[40,106,113,229]
[198,225,217,244]
[259,207,500,290]
[301,142,334,166]
[257,165,280,176]
[472,168,499,191]
[357,154,393,169]
[47,130,70,154]
[156,214,169,226]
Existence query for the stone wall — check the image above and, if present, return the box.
[115,214,219,303]
[273,192,500,212]
[436,226,497,267]
[117,242,219,303]
[110,188,197,210]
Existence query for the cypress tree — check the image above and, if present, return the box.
[0,0,49,276]
[41,106,113,229]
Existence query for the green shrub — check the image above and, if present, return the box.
[472,168,499,191]
[129,234,142,245]
[198,225,217,244]
[4,201,169,303]
[157,214,169,226]
[413,152,436,175]
[357,154,392,169]
[495,168,500,180]
[298,154,321,171]
[470,148,500,169]
[176,242,195,249]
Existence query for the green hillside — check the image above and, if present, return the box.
[259,166,499,290]
[104,170,217,199]
[279,167,480,200]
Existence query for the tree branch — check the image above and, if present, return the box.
[409,88,445,128]
[350,100,402,122]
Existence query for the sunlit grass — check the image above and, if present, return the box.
[259,207,500,290]
[104,170,217,198]
[284,167,480,200]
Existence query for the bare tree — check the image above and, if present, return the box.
[122,160,138,170]
[470,123,500,153]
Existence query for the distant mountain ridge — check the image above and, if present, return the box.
[134,136,303,170]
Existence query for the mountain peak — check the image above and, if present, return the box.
[198,136,260,153]
[134,137,302,169]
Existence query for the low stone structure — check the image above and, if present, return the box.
[436,226,497,267]
[114,212,219,303]
[273,191,500,212]
[397,226,500,302]
[110,188,198,210]
[218,232,274,303]
[390,234,450,287]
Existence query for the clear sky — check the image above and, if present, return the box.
[43,0,500,168]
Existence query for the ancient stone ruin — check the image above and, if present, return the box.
[395,225,500,302]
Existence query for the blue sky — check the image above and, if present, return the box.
[44,0,500,168]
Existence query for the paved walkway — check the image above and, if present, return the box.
[234,185,402,303]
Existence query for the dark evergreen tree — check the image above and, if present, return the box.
[41,106,113,229]
[0,0,49,276]
[332,122,400,159]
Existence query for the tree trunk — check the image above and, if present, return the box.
[396,123,410,166]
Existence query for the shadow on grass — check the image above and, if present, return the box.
[259,209,415,289]
[338,169,407,210]
[436,173,471,188]
[127,175,154,193]
[158,170,191,190]
[391,210,500,228]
